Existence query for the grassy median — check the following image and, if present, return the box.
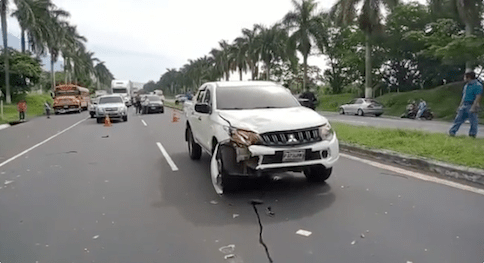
[164,101,183,111]
[332,123,484,169]
[1,93,53,124]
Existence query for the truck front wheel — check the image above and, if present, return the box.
[187,127,202,160]
[304,166,332,183]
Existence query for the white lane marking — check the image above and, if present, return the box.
[340,153,484,196]
[0,118,88,168]
[141,120,148,126]
[156,142,179,171]
[0,124,11,131]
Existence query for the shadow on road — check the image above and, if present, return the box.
[155,153,336,226]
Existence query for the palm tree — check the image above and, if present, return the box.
[94,61,113,90]
[235,26,261,80]
[330,0,399,98]
[210,40,231,81]
[428,0,483,71]
[254,23,293,80]
[1,0,11,103]
[283,0,327,91]
[228,38,248,80]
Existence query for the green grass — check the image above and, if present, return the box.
[164,100,183,111]
[316,93,357,112]
[0,93,53,124]
[333,122,484,169]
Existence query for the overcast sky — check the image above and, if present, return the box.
[5,0,424,84]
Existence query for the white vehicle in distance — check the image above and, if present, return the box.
[95,95,128,123]
[111,80,132,107]
[184,81,339,194]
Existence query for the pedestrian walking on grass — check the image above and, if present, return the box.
[17,100,27,121]
[449,71,483,138]
[44,101,51,119]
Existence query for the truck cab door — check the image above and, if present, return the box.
[197,87,214,152]
[190,87,206,147]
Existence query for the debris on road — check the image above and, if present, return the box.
[210,200,219,205]
[104,180,109,183]
[296,229,312,237]
[366,188,370,191]
[26,169,30,172]
[4,180,14,185]
[351,240,356,245]
[390,203,393,206]
[233,214,239,219]
[16,175,21,178]
[92,235,100,240]
[102,135,109,138]
[360,234,365,238]
[84,248,89,253]
[385,212,388,215]
[219,244,235,254]
[265,207,275,217]
[407,261,413,263]
[1,172,5,174]
[366,230,370,233]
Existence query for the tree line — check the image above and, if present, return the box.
[1,0,115,103]
[145,0,483,98]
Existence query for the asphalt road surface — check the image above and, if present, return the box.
[320,111,484,138]
[1,109,483,263]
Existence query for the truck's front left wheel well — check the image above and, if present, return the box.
[185,122,190,141]
[212,137,218,154]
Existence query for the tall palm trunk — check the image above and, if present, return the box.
[266,59,271,80]
[1,1,11,103]
[364,33,373,99]
[464,21,473,72]
[51,53,55,91]
[20,28,26,53]
[239,68,243,81]
[303,54,308,91]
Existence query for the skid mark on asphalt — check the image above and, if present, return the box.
[141,119,148,126]
[0,118,88,168]
[156,142,179,171]
[341,153,484,196]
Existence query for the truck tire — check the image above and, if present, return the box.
[187,127,202,160]
[304,166,332,183]
[123,116,128,122]
[97,117,104,124]
[211,144,239,194]
[90,113,95,118]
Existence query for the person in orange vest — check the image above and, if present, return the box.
[17,100,27,121]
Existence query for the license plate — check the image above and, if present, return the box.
[64,105,68,108]
[282,150,305,162]
[151,106,156,109]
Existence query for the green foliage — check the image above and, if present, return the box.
[0,49,42,95]
[333,122,484,169]
[316,93,357,111]
[0,93,53,124]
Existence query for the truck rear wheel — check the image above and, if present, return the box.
[187,127,202,160]
[97,118,104,124]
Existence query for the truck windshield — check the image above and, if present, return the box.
[99,97,123,104]
[216,86,299,110]
[55,90,79,96]
[112,88,127,94]
[147,96,161,101]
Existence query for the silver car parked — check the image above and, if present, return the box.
[339,98,384,117]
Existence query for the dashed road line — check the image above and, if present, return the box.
[341,153,484,196]
[0,118,88,168]
[156,142,179,171]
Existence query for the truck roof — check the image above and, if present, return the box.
[212,81,279,89]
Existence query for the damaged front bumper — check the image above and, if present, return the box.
[217,135,339,177]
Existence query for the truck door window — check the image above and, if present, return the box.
[203,90,211,106]
[196,90,206,103]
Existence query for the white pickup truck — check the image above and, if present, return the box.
[184,81,339,194]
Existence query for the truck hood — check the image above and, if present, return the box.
[218,107,328,134]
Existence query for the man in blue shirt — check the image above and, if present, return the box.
[449,71,483,138]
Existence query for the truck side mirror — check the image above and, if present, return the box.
[195,103,211,114]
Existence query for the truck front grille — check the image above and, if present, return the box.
[261,127,321,146]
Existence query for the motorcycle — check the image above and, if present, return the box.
[401,105,434,120]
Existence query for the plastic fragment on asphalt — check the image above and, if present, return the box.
[102,135,109,138]
[424,249,428,252]
[272,176,282,181]
[45,245,49,247]
[296,230,312,237]
[35,243,40,246]
[351,240,356,245]
[210,200,218,205]
[366,230,370,233]
[224,254,236,259]
[92,235,100,240]
[361,234,365,238]
[366,188,369,191]
[219,244,235,254]
[4,180,13,185]
[84,248,89,253]
[27,169,30,172]
[398,195,402,198]
[266,207,275,217]
[407,261,413,263]
[1,172,5,174]
[102,213,105,216]
[104,180,109,183]
[456,236,460,239]
[385,212,388,215]
[16,175,21,178]
[341,186,345,188]
[233,214,239,219]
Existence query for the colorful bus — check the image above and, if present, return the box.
[53,84,91,114]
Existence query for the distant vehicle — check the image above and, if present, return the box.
[53,84,90,114]
[95,90,108,97]
[89,97,99,118]
[153,90,165,101]
[141,95,164,114]
[184,81,339,194]
[339,98,384,117]
[111,80,133,107]
[175,94,188,105]
[95,95,128,123]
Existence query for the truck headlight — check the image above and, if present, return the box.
[97,108,104,113]
[231,129,261,147]
[319,123,334,141]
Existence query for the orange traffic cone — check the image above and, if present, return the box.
[172,110,180,123]
[104,115,112,127]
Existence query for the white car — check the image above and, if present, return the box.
[184,81,339,194]
[95,95,128,123]
[339,98,384,116]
